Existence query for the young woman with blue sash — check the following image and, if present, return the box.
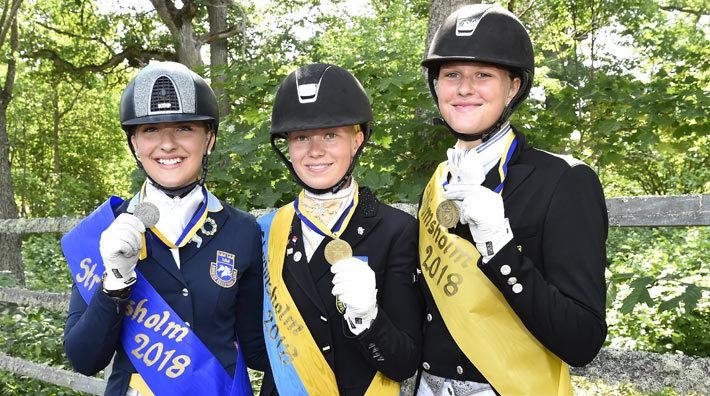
[63,61,267,396]
[415,5,608,395]
[258,63,423,395]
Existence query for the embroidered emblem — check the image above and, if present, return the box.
[456,11,482,37]
[201,217,217,236]
[357,227,364,235]
[336,296,346,314]
[293,251,302,262]
[210,250,237,288]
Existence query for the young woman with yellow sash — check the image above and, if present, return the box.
[415,5,608,395]
[63,61,267,395]
[258,63,423,395]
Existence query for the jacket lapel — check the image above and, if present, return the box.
[179,208,228,263]
[501,131,534,200]
[144,232,187,287]
[481,130,534,200]
[283,216,328,316]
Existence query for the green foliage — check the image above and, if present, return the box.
[606,227,710,356]
[514,0,709,196]
[0,301,88,395]
[22,234,75,292]
[212,0,435,209]
[10,0,136,217]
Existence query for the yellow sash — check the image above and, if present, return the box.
[129,374,154,396]
[418,162,572,395]
[267,204,399,395]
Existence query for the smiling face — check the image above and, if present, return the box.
[286,126,364,190]
[130,121,214,188]
[435,62,520,146]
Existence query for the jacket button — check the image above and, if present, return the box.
[181,288,189,297]
[422,362,430,370]
[456,366,463,375]
[185,321,191,327]
[507,277,517,286]
[500,265,511,275]
[512,283,523,294]
[426,313,433,322]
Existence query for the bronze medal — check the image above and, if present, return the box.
[324,238,352,265]
[436,199,460,228]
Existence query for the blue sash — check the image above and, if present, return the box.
[257,210,309,395]
[62,196,252,395]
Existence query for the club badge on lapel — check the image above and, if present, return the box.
[210,250,237,287]
[201,217,217,236]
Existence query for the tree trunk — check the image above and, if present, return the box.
[0,18,24,285]
[208,0,230,118]
[150,0,203,68]
[176,22,202,68]
[425,0,480,54]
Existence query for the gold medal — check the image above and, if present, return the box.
[436,199,460,228]
[324,238,352,265]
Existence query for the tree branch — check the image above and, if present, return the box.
[658,5,705,18]
[23,47,176,74]
[198,25,241,44]
[0,0,21,48]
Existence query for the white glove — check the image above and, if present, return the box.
[99,213,145,291]
[331,257,378,335]
[443,183,512,261]
[446,146,485,185]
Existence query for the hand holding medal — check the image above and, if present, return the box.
[330,256,378,335]
[437,147,486,228]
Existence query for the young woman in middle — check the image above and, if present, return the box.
[258,63,423,395]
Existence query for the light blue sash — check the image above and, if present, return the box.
[62,196,252,395]
[257,210,309,395]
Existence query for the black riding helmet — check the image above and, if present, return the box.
[119,61,219,196]
[270,63,373,194]
[422,4,534,142]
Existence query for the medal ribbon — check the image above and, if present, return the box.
[139,180,209,250]
[293,182,359,240]
[61,197,252,395]
[419,164,572,395]
[258,207,399,395]
[493,132,518,194]
[443,132,518,193]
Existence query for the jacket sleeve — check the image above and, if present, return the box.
[235,220,269,372]
[355,216,424,381]
[64,285,128,375]
[479,164,608,366]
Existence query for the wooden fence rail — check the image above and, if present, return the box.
[1,194,709,394]
[1,194,709,235]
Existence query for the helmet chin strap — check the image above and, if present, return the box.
[135,150,211,199]
[434,106,512,144]
[430,69,527,144]
[145,175,200,198]
[270,135,364,195]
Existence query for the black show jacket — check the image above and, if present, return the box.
[260,187,424,396]
[419,132,608,385]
